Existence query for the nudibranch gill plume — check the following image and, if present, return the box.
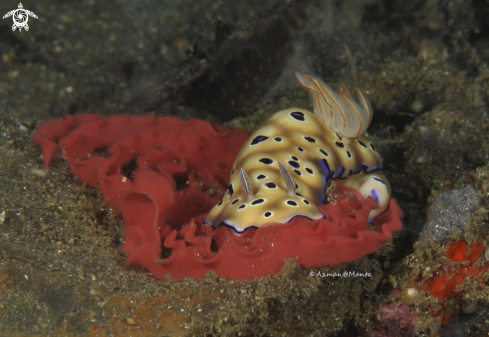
[205,72,391,233]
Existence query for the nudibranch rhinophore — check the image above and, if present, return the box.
[205,72,391,233]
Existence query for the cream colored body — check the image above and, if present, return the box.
[205,74,391,233]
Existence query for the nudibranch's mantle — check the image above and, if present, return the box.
[206,73,391,233]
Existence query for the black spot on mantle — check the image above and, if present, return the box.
[259,158,273,165]
[251,135,269,145]
[290,111,305,121]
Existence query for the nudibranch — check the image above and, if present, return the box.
[205,72,391,233]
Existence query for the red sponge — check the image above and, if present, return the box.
[34,114,403,280]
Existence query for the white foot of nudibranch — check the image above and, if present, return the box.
[338,171,392,222]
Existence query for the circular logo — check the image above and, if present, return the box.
[13,9,28,27]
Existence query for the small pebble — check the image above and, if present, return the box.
[174,38,189,51]
[8,70,20,79]
[401,288,419,305]
[126,317,137,325]
[30,168,47,177]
